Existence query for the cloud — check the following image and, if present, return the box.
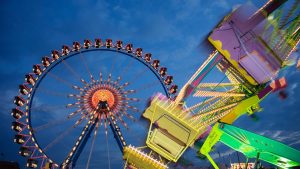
[1,0,300,168]
[257,130,300,149]
[290,82,298,95]
[0,89,17,114]
[214,0,230,9]
[211,149,236,159]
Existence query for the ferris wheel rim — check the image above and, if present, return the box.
[13,39,177,168]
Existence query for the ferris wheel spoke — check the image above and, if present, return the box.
[128,68,148,83]
[135,80,161,91]
[85,121,100,169]
[37,87,68,98]
[79,52,96,83]
[48,72,74,88]
[113,113,129,129]
[109,51,118,76]
[119,109,136,122]
[103,117,109,134]
[61,59,87,84]
[43,121,82,152]
[111,76,122,87]
[118,81,130,90]
[117,59,134,78]
[66,101,84,108]
[121,89,136,95]
[72,85,86,92]
[99,71,103,84]
[105,127,112,169]
[108,73,112,83]
[123,97,139,102]
[67,94,84,99]
[124,104,140,113]
[67,108,84,119]
[33,113,79,133]
[61,114,98,168]
[74,113,89,126]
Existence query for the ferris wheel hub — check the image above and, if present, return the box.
[92,89,115,108]
[80,80,123,116]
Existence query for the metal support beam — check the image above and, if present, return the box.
[71,117,98,168]
[109,114,127,153]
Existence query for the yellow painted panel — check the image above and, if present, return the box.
[123,146,168,169]
[156,115,190,143]
[221,95,260,124]
[151,129,185,157]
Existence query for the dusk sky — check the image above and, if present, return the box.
[1,0,299,169]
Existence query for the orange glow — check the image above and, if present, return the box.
[91,89,115,108]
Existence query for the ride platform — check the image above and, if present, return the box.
[123,145,168,169]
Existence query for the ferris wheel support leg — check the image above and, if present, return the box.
[109,115,127,153]
[60,116,99,168]
[70,118,99,168]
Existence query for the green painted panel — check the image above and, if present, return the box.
[219,123,300,168]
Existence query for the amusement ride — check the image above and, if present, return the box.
[11,0,300,168]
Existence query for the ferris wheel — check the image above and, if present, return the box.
[11,39,178,169]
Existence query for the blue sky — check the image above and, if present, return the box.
[1,0,300,168]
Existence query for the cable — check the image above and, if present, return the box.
[105,130,111,169]
[85,122,99,169]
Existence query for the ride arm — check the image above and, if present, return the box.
[199,123,223,169]
[200,78,286,168]
[109,114,127,153]
[175,51,222,105]
[221,77,286,124]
